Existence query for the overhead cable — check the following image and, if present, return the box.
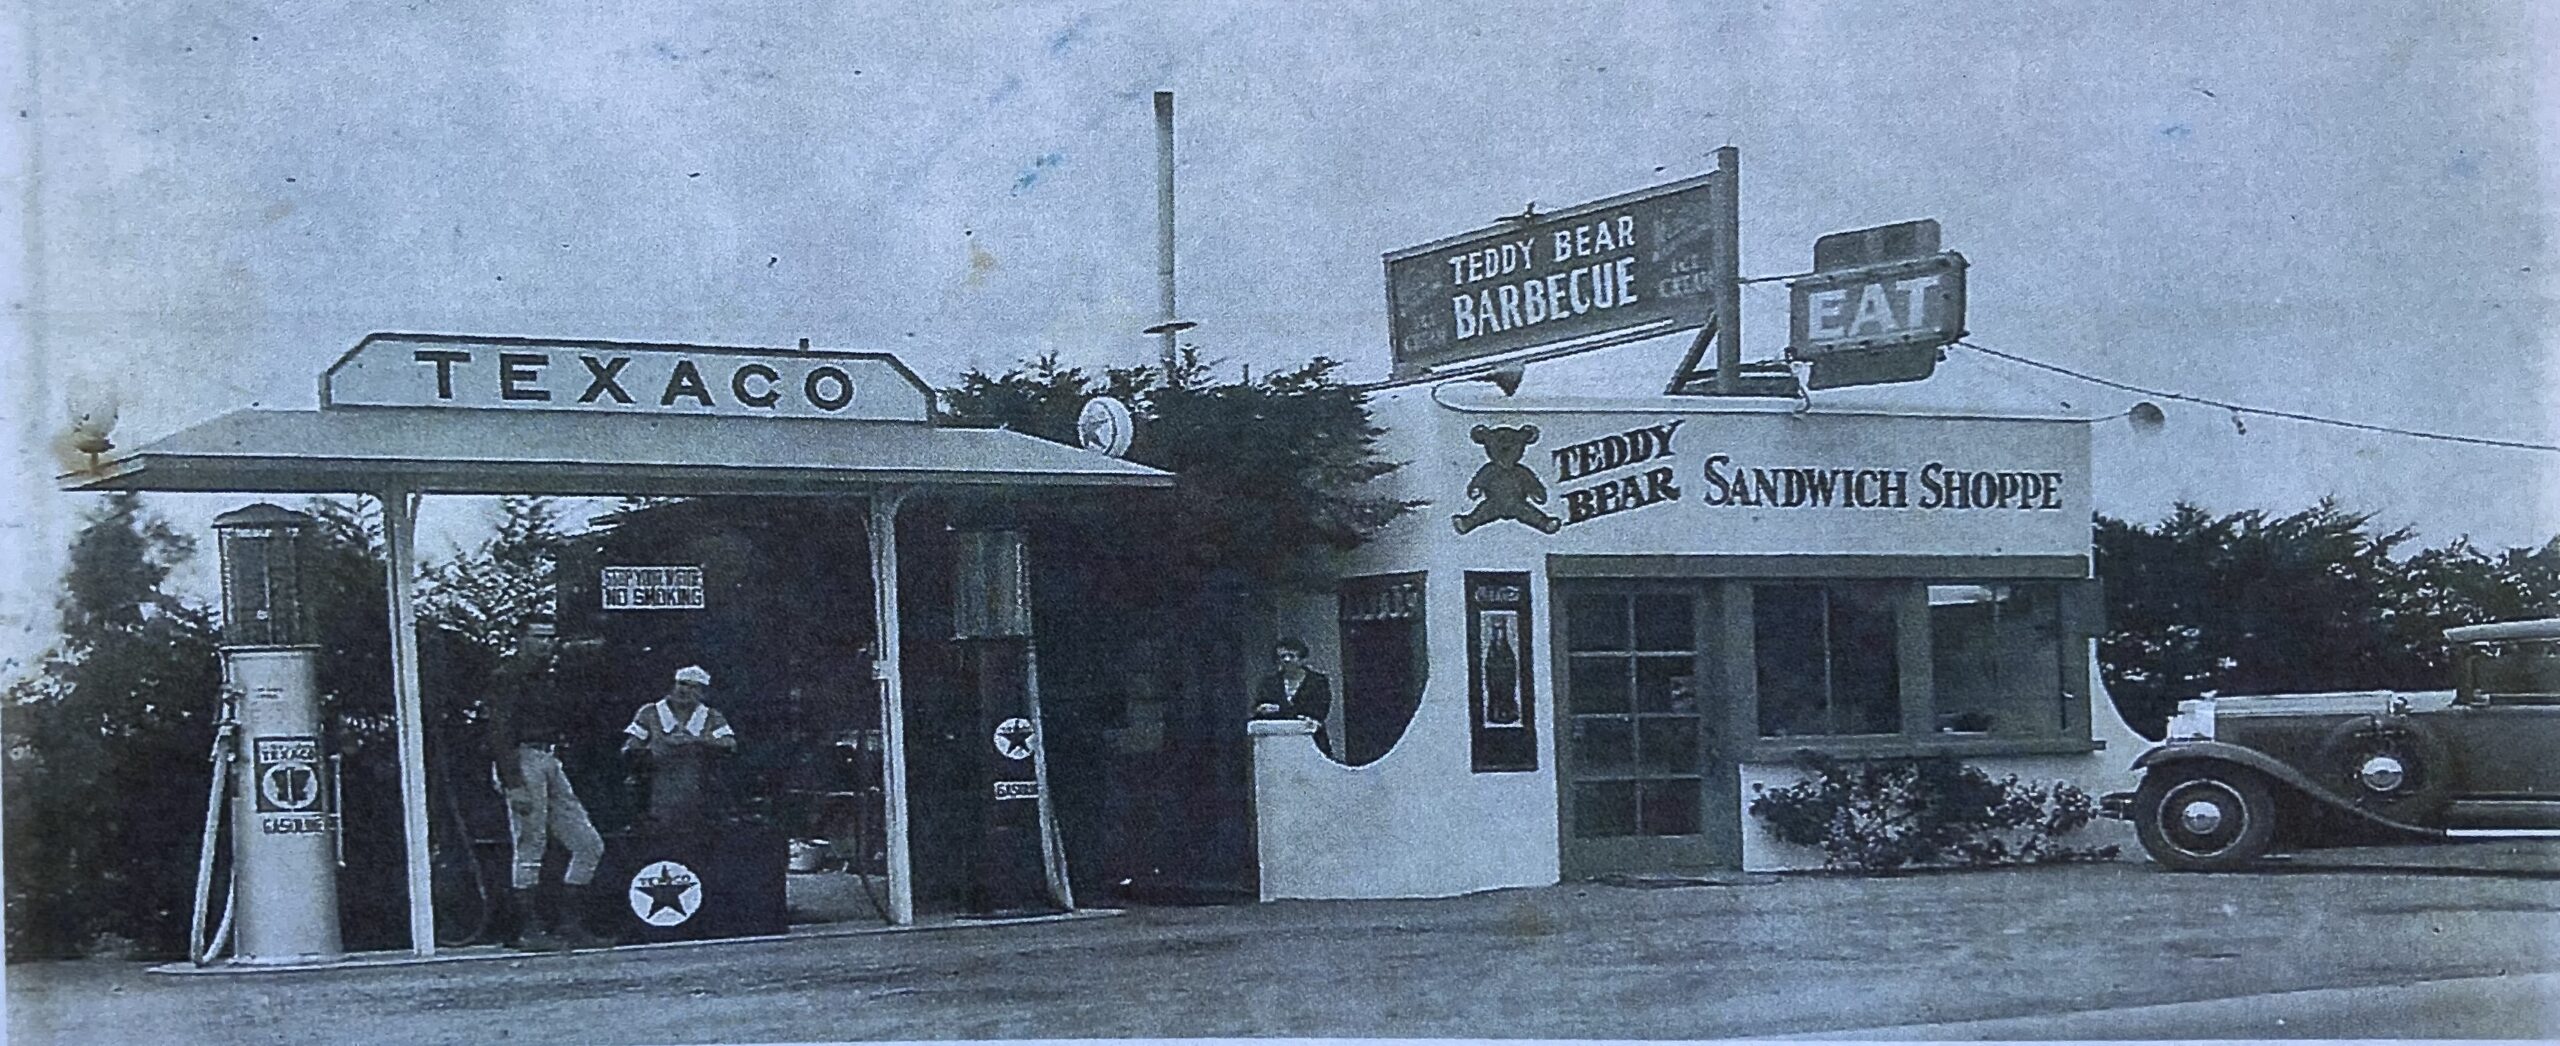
[1960,339,2560,453]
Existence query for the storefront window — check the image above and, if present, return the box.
[1745,578,2082,746]
[1754,584,1901,737]
[1928,583,2067,735]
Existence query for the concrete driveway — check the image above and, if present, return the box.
[10,843,2559,1043]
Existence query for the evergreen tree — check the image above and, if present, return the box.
[943,350,1416,592]
[417,496,567,651]
[3,493,222,959]
[2097,500,2559,738]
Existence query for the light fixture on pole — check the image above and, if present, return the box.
[2124,401,2166,433]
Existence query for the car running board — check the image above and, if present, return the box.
[2443,799,2560,831]
[2443,829,2560,839]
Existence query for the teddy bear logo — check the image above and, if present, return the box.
[1453,424,1563,535]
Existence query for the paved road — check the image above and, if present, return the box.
[1805,971,2560,1040]
[10,844,2558,1043]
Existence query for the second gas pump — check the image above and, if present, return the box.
[951,526,1072,915]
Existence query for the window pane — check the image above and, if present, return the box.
[2478,640,2560,700]
[1573,716,1635,775]
[1638,715,1699,774]
[1930,582,2063,735]
[1830,586,1902,735]
[1566,594,1629,652]
[1639,781,1700,836]
[1575,781,1639,837]
[1570,657,1631,714]
[1631,593,1695,652]
[1929,588,2000,732]
[1755,586,1829,737]
[1635,656,1697,713]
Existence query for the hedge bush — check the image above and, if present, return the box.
[1746,755,2119,873]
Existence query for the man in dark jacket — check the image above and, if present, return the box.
[488,616,609,950]
[1252,637,1334,755]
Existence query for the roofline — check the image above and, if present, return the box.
[59,452,1173,496]
[1386,384,2095,424]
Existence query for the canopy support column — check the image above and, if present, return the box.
[378,487,436,956]
[866,488,917,925]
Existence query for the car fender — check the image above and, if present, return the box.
[2131,742,2443,838]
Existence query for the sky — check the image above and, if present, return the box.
[5,1,2558,670]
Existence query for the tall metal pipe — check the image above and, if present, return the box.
[1712,145,1742,395]
[1153,90,1179,379]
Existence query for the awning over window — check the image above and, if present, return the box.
[58,408,1172,496]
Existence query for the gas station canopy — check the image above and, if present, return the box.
[61,407,1172,495]
[56,332,1170,960]
[62,331,1169,495]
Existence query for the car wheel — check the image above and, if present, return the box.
[2133,767,2279,871]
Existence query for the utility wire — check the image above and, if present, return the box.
[1960,339,2560,453]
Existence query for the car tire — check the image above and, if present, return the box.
[2133,766,2279,872]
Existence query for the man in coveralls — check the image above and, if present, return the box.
[488,615,610,950]
[622,665,738,829]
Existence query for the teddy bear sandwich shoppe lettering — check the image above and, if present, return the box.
[1452,420,2070,537]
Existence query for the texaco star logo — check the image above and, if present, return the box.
[991,717,1036,761]
[628,860,703,927]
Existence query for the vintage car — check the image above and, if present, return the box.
[2105,617,2560,870]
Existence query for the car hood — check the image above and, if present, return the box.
[2204,689,2459,717]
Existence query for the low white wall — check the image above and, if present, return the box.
[1249,577,1560,901]
[1737,645,2152,871]
[1250,717,1558,899]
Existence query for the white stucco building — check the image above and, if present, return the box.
[1250,370,2147,897]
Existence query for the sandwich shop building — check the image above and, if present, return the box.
[1249,382,2149,898]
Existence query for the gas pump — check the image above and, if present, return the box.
[951,525,1072,915]
[190,504,343,965]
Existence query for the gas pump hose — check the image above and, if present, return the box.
[430,746,495,946]
[187,698,242,966]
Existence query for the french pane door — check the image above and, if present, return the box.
[1557,584,1740,876]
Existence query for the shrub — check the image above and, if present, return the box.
[1746,755,2120,873]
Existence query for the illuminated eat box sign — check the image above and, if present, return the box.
[1384,175,1721,373]
[1787,253,1968,359]
[321,334,934,422]
[601,566,705,610]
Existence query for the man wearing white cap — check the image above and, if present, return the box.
[622,665,739,829]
